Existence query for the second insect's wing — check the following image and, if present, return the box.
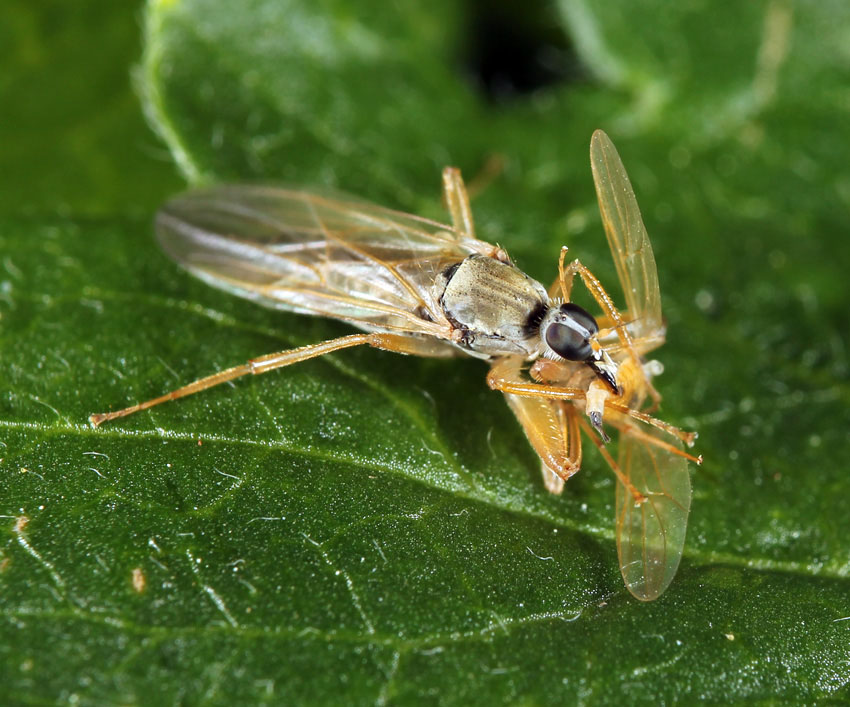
[156,185,490,335]
[590,131,664,346]
[503,393,581,495]
[615,420,691,601]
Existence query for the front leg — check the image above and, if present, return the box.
[560,256,635,355]
[488,358,698,450]
[489,358,648,501]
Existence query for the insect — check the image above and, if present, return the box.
[91,130,700,601]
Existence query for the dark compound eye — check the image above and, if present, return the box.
[560,302,598,335]
[544,303,599,361]
[545,322,592,360]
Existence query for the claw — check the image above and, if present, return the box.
[589,411,610,443]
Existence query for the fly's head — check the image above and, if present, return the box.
[540,303,619,394]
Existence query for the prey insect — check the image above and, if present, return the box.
[91,130,700,601]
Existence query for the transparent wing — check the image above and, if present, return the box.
[615,420,691,601]
[156,185,493,336]
[590,130,663,340]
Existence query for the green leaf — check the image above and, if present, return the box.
[3,0,850,703]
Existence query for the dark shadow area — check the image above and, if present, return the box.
[463,0,584,102]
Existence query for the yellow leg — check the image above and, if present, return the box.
[605,408,701,461]
[441,167,476,238]
[487,358,696,448]
[557,246,573,302]
[90,333,427,427]
[562,257,635,353]
[488,357,590,402]
[576,417,646,503]
[559,256,666,406]
[492,356,645,502]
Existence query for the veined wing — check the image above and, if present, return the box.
[156,185,493,336]
[590,130,664,341]
[615,419,691,601]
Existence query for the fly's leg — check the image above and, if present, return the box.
[442,167,476,238]
[548,402,582,492]
[441,167,510,263]
[562,257,664,408]
[521,357,586,493]
[489,357,586,490]
[489,358,646,501]
[490,356,613,441]
[546,247,576,302]
[90,333,434,427]
[486,357,587,402]
[487,358,694,448]
[561,257,634,352]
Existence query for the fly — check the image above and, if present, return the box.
[91,130,701,601]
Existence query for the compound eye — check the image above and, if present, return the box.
[560,302,598,335]
[545,321,593,361]
[544,303,599,361]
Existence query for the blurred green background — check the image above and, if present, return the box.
[1,0,849,703]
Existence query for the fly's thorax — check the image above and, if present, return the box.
[435,254,548,357]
